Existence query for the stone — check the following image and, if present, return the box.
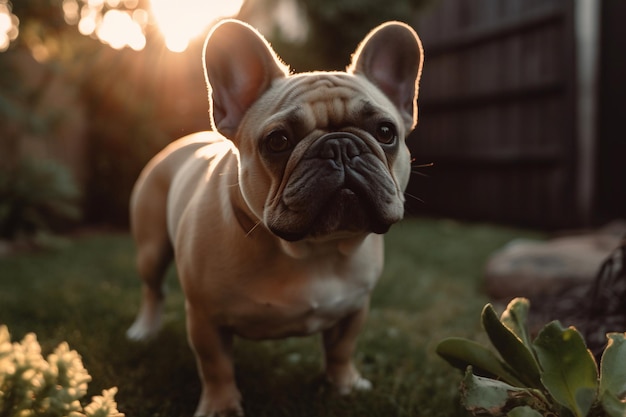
[484,220,626,300]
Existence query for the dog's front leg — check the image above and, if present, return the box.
[187,305,242,417]
[322,303,372,395]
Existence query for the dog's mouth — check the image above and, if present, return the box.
[266,133,403,242]
[271,187,392,242]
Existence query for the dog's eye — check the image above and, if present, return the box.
[266,131,292,153]
[375,122,397,145]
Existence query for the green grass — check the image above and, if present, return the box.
[0,218,542,416]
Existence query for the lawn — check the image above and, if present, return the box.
[0,218,542,417]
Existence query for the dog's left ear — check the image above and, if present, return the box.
[203,19,289,139]
[348,22,424,131]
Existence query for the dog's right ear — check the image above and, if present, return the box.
[203,19,289,139]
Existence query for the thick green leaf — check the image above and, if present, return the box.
[500,298,533,350]
[507,406,544,417]
[533,321,598,417]
[600,333,626,399]
[436,337,525,387]
[482,304,543,389]
[600,390,626,417]
[462,370,515,414]
[461,368,546,416]
[599,333,626,417]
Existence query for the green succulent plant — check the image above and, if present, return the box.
[436,297,626,417]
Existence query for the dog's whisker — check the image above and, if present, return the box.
[245,220,263,237]
[404,192,424,203]
[411,170,430,178]
[412,162,434,169]
[411,161,434,178]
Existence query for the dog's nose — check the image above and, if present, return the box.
[316,133,368,166]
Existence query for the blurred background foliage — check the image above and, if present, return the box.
[255,0,434,71]
[0,0,434,237]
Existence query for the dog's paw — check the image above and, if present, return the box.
[326,365,373,396]
[126,303,163,341]
[194,392,244,417]
[351,376,373,392]
[126,314,161,342]
[334,375,372,396]
[126,320,160,341]
[194,407,243,417]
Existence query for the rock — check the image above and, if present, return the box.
[485,220,626,300]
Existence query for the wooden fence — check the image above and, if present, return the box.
[408,0,580,229]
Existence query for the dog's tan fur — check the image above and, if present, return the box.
[127,19,423,416]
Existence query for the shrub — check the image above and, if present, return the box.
[0,158,81,241]
[0,325,123,417]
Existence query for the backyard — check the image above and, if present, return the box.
[3,1,622,415]
[0,217,542,416]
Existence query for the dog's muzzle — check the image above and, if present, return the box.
[268,132,403,241]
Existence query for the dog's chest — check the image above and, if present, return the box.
[221,260,377,340]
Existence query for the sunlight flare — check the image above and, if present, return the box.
[96,9,145,50]
[62,0,244,52]
[150,0,244,52]
[0,1,19,52]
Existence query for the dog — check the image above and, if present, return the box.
[127,19,423,416]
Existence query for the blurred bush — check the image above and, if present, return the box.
[0,158,81,240]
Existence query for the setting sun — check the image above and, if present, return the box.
[150,0,244,52]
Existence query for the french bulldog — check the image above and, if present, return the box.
[127,19,423,417]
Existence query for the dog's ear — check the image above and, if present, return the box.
[348,22,424,131]
[203,19,289,139]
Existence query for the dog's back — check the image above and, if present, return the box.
[130,132,230,239]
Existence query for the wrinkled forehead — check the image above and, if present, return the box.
[257,72,398,132]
